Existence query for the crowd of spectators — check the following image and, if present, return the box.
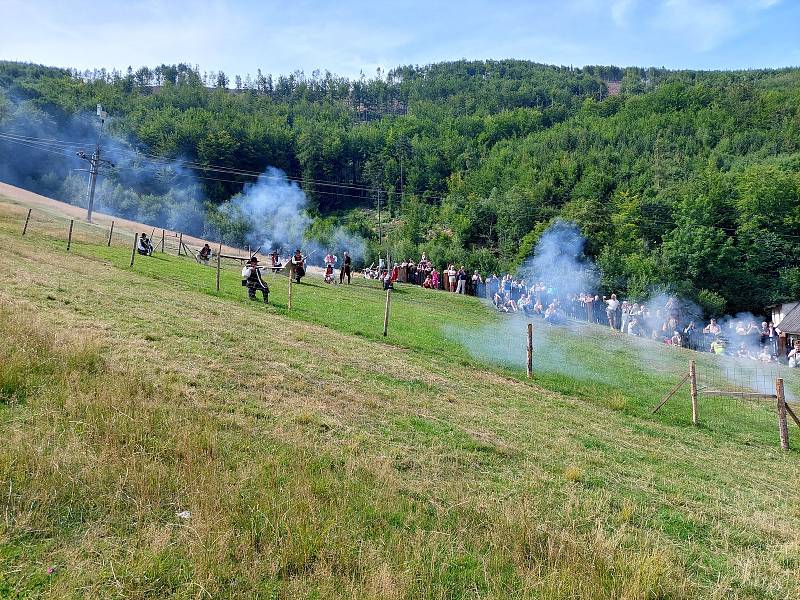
[388,254,797,365]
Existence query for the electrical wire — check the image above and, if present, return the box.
[2,129,800,240]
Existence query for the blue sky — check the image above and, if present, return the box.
[1,0,798,78]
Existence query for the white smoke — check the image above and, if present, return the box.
[518,219,598,296]
[218,167,365,263]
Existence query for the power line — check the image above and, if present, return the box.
[3,129,800,240]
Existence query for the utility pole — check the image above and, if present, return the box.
[77,104,114,223]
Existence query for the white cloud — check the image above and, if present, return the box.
[654,0,738,52]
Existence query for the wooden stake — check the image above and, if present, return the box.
[107,220,114,246]
[160,229,165,252]
[66,219,74,251]
[22,208,32,235]
[130,233,138,267]
[526,323,533,378]
[287,267,293,311]
[777,378,789,451]
[177,232,183,255]
[383,288,392,336]
[215,242,222,291]
[690,360,698,425]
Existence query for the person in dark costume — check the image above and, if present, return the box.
[241,256,269,303]
[339,251,352,284]
[269,249,283,273]
[290,249,306,284]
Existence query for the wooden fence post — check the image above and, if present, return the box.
[160,229,165,253]
[66,219,74,251]
[177,232,183,256]
[777,378,789,451]
[215,242,222,291]
[587,300,592,323]
[288,266,293,311]
[690,360,698,425]
[526,323,533,378]
[107,220,114,246]
[383,288,392,336]
[22,208,32,235]
[130,233,138,267]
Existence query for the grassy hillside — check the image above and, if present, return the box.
[1,196,799,599]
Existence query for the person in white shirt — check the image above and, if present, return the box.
[604,293,620,330]
[241,256,269,303]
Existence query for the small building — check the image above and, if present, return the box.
[770,301,800,356]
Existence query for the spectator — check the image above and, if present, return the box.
[789,340,800,368]
[604,294,620,329]
[456,266,467,294]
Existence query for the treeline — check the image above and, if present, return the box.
[0,59,799,314]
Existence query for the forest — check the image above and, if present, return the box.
[1,58,799,315]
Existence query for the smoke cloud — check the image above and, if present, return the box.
[517,219,598,296]
[217,167,365,264]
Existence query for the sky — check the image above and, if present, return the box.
[1,0,798,79]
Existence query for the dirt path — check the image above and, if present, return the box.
[0,181,314,268]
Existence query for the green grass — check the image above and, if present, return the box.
[1,197,800,598]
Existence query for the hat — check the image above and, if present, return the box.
[248,256,259,264]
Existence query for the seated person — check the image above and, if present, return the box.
[710,337,727,355]
[544,303,560,325]
[518,293,533,315]
[198,243,212,264]
[422,275,433,289]
[137,233,153,256]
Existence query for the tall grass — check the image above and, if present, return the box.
[0,301,690,598]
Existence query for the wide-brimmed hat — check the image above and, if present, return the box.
[248,256,259,264]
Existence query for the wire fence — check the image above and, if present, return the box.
[8,204,800,450]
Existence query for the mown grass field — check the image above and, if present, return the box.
[1,195,799,599]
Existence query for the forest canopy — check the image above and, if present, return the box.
[1,59,799,315]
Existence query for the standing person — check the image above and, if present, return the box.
[471,271,483,297]
[241,257,269,303]
[456,266,467,294]
[431,268,440,290]
[339,251,352,284]
[788,339,800,367]
[604,294,620,330]
[269,249,283,273]
[447,264,457,292]
[290,249,306,284]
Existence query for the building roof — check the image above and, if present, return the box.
[777,303,800,334]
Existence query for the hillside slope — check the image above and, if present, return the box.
[1,194,799,599]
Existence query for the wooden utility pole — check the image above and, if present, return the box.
[22,208,32,235]
[383,288,392,336]
[215,242,222,291]
[66,219,74,251]
[690,360,698,425]
[526,323,533,378]
[107,221,114,246]
[130,233,138,267]
[777,378,789,451]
